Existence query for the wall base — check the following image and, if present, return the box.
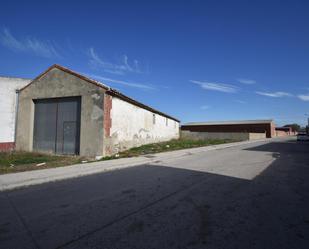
[0,142,15,152]
[181,131,266,141]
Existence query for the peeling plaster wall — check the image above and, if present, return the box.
[0,77,30,150]
[16,68,105,157]
[104,96,179,155]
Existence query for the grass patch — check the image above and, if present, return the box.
[105,138,236,159]
[0,151,83,174]
[0,139,236,174]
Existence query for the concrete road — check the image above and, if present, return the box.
[1,137,308,249]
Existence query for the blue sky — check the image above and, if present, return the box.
[1,0,309,126]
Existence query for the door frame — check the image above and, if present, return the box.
[32,96,81,155]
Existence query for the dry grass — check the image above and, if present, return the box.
[103,138,235,159]
[0,151,84,174]
[0,139,235,174]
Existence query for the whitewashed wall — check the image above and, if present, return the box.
[108,97,179,153]
[0,77,30,143]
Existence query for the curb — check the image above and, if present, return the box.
[0,138,272,191]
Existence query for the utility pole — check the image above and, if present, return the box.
[305,114,309,135]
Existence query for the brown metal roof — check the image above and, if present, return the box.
[20,64,180,122]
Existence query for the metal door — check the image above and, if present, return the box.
[33,97,81,155]
[33,99,57,153]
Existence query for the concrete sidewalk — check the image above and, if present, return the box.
[0,138,272,191]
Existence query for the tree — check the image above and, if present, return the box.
[283,123,301,132]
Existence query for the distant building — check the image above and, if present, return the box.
[181,120,275,139]
[275,127,294,136]
[0,76,31,151]
[15,65,179,157]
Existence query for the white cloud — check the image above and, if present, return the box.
[237,78,256,84]
[86,73,155,90]
[200,105,211,110]
[256,91,292,98]
[298,94,309,101]
[88,47,142,75]
[234,100,246,104]
[190,80,238,93]
[0,28,60,58]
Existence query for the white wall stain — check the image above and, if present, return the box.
[108,97,179,153]
[91,105,103,120]
[91,93,101,100]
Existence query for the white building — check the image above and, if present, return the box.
[0,76,30,151]
[15,65,180,157]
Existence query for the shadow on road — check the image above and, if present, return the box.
[244,138,309,154]
[1,139,309,249]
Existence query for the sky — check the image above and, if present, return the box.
[0,0,309,126]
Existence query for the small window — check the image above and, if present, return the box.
[174,121,176,128]
[153,114,156,124]
[166,118,168,126]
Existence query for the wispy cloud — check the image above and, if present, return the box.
[256,91,292,98]
[86,73,155,90]
[0,28,60,58]
[237,78,256,85]
[88,47,142,75]
[190,80,238,93]
[234,100,246,104]
[298,94,309,101]
[200,105,211,110]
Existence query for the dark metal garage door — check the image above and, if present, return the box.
[33,97,81,155]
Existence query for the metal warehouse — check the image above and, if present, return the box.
[181,120,275,139]
[15,64,180,157]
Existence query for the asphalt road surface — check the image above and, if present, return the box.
[1,137,308,249]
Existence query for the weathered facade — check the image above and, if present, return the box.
[181,120,275,138]
[0,76,30,151]
[104,96,180,155]
[15,65,179,157]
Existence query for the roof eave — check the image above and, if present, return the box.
[106,89,180,122]
[19,64,180,123]
[19,64,109,92]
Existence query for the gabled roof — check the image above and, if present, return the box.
[182,119,274,126]
[20,64,180,122]
[19,64,110,91]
